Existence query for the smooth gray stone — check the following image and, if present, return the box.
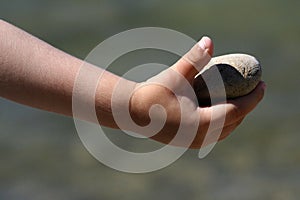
[193,54,262,106]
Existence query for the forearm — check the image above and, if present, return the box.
[0,20,133,127]
[0,20,78,114]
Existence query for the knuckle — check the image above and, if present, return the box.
[228,104,242,120]
[234,105,243,117]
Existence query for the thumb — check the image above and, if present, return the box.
[171,36,214,83]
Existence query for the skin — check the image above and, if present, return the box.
[0,20,265,149]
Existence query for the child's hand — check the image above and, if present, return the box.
[128,37,265,148]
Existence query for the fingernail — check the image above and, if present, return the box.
[198,36,213,56]
[198,36,209,50]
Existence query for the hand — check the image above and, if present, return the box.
[128,37,265,148]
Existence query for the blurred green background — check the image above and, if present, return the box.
[0,0,300,199]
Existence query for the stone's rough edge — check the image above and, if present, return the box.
[198,53,261,78]
[194,53,262,101]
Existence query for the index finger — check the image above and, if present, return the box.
[200,81,266,129]
[224,81,266,123]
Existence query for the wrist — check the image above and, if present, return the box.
[94,70,138,128]
[129,82,152,127]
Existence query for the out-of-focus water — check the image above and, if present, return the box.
[1,0,300,199]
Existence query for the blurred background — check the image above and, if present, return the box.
[0,0,299,199]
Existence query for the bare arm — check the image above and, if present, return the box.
[0,20,265,148]
[0,19,132,128]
